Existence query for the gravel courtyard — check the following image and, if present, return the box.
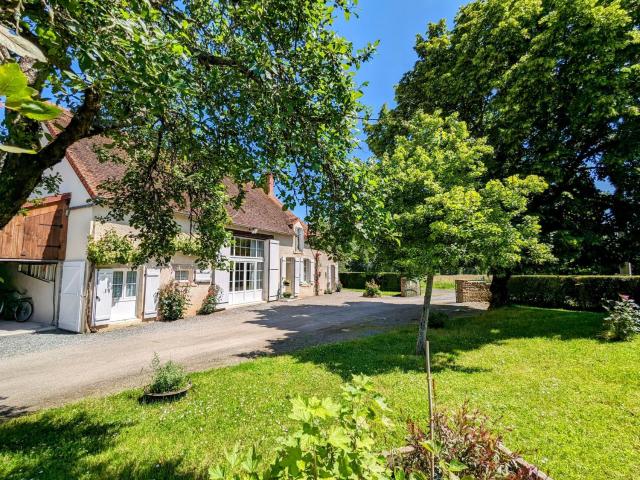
[0,290,479,417]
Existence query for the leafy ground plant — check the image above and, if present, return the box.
[364,280,382,298]
[146,353,189,394]
[602,296,640,341]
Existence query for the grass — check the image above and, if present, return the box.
[343,287,400,296]
[1,307,639,479]
[345,279,456,297]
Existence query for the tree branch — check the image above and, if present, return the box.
[196,52,262,83]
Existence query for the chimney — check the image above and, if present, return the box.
[265,173,275,197]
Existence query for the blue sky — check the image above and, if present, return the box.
[291,0,467,219]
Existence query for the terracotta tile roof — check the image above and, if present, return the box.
[45,119,304,236]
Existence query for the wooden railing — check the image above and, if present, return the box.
[0,194,70,261]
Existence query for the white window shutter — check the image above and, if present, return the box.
[195,268,212,283]
[268,240,280,300]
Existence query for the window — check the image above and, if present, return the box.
[112,271,124,299]
[256,262,264,290]
[304,259,312,283]
[231,236,264,258]
[229,260,265,293]
[174,269,190,282]
[17,263,56,282]
[246,262,256,290]
[294,227,305,252]
[125,271,137,297]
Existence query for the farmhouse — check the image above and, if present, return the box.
[0,121,338,333]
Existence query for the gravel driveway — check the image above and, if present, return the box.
[0,290,475,417]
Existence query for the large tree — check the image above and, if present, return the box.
[0,0,373,264]
[367,0,640,276]
[373,112,551,354]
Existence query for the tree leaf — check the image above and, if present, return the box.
[0,144,37,154]
[17,100,62,121]
[0,24,47,62]
[0,62,28,98]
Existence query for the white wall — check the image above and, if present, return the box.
[6,263,56,324]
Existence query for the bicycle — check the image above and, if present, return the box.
[0,289,34,323]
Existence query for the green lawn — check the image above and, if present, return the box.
[1,307,639,479]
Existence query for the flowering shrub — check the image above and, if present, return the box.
[198,284,221,315]
[157,282,190,321]
[364,280,382,297]
[603,296,640,341]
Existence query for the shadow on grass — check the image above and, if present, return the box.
[291,306,604,380]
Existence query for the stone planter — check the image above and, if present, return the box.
[142,382,192,403]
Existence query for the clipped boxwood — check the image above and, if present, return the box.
[339,272,402,292]
[507,275,640,311]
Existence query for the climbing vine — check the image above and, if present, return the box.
[87,230,141,265]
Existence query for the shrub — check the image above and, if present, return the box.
[157,281,190,321]
[282,291,292,298]
[602,297,640,341]
[400,404,539,479]
[507,275,640,311]
[324,288,333,294]
[146,353,189,394]
[198,284,221,315]
[428,311,448,329]
[210,376,391,479]
[363,280,381,298]
[335,281,342,292]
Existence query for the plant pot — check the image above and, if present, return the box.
[141,381,192,403]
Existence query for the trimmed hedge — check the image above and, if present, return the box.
[507,275,640,311]
[339,272,402,292]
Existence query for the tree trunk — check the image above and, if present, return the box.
[489,272,511,309]
[416,274,434,356]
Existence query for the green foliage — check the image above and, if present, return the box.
[157,282,190,322]
[1,0,376,266]
[145,353,189,394]
[335,281,342,292]
[507,275,640,311]
[363,280,381,298]
[340,272,402,291]
[198,285,221,315]
[603,297,640,341]
[282,291,292,299]
[86,230,140,266]
[369,0,640,272]
[210,375,393,480]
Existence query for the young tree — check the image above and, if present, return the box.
[0,0,373,264]
[374,112,552,355]
[367,0,640,279]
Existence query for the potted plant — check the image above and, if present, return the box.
[142,353,191,402]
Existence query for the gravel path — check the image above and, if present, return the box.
[0,290,482,417]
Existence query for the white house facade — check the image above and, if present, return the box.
[0,122,339,333]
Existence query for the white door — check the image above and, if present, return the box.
[94,269,113,324]
[215,245,231,305]
[293,258,301,297]
[58,261,86,332]
[144,268,160,318]
[109,269,138,321]
[268,240,280,300]
[228,260,264,305]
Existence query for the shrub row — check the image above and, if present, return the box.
[507,275,640,311]
[339,272,402,291]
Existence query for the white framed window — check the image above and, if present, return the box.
[231,236,264,258]
[303,259,312,283]
[173,266,193,283]
[125,271,137,297]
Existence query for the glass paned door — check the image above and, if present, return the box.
[228,260,264,304]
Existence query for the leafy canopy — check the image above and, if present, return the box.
[368,0,640,273]
[0,0,374,264]
[374,111,552,277]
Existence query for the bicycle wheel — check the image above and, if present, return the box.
[14,299,34,322]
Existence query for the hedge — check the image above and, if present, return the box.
[507,275,640,311]
[339,272,402,291]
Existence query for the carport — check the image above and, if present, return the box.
[0,194,70,335]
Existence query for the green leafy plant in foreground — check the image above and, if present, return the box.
[603,297,640,341]
[146,353,189,394]
[210,375,393,480]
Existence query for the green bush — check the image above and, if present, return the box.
[507,275,640,311]
[363,280,381,298]
[339,272,402,291]
[602,297,640,341]
[157,281,190,321]
[198,284,221,315]
[146,353,189,394]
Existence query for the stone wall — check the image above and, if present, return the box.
[455,280,491,303]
